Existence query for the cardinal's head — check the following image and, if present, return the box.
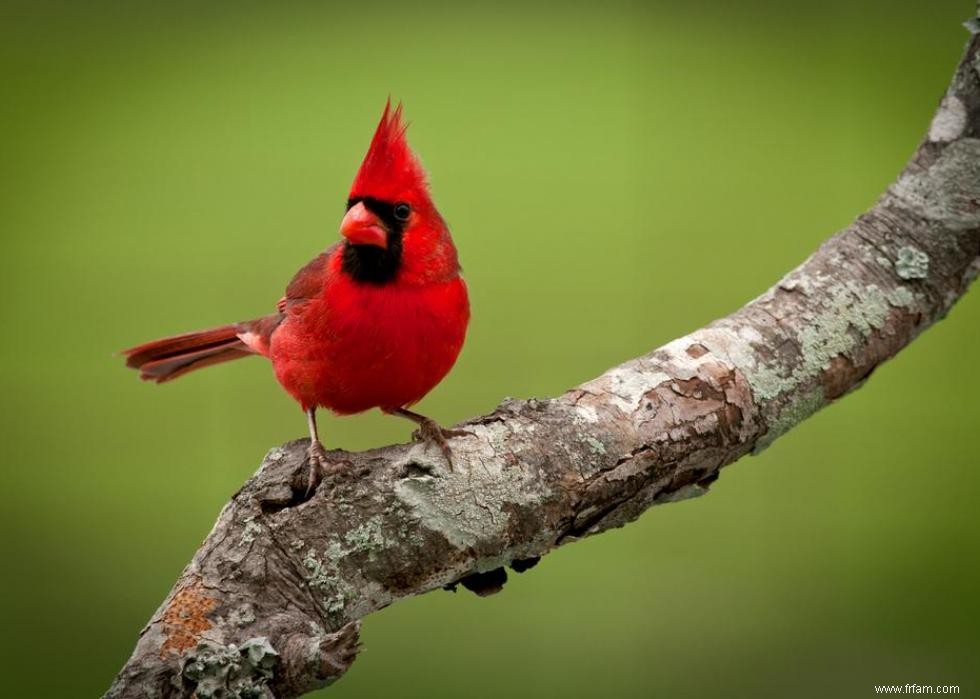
[339,101,459,285]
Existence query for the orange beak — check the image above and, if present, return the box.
[340,202,388,249]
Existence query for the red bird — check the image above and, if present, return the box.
[123,102,470,488]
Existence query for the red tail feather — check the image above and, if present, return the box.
[123,324,252,383]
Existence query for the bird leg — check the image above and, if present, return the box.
[305,408,328,495]
[385,407,472,471]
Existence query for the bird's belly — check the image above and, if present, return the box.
[269,279,468,414]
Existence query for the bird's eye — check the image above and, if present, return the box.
[393,202,411,222]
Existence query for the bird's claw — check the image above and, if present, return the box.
[411,420,473,471]
[305,440,329,496]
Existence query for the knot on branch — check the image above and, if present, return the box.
[272,622,361,696]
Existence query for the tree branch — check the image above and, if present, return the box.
[106,27,980,699]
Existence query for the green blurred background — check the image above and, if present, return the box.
[2,1,978,696]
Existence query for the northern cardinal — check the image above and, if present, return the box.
[123,102,471,489]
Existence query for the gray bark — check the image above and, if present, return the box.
[106,27,980,699]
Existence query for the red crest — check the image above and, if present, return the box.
[349,100,430,205]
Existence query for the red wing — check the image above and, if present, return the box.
[282,245,336,310]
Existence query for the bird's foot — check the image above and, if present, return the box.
[305,439,329,496]
[411,419,474,472]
